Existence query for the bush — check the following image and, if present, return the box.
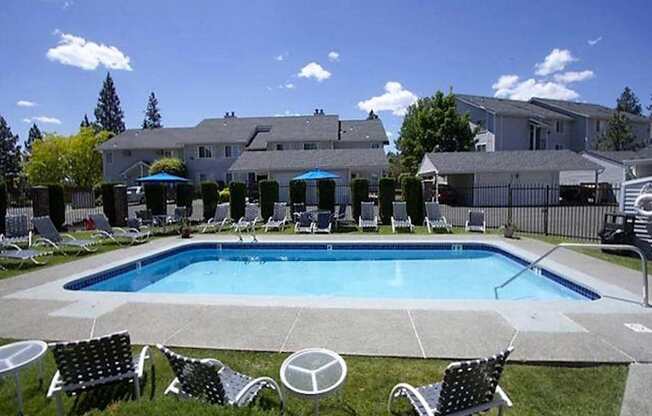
[401,176,424,225]
[289,180,306,205]
[145,183,167,216]
[378,177,395,225]
[176,183,194,216]
[47,184,66,231]
[101,183,116,224]
[219,188,230,203]
[318,180,336,212]
[0,182,6,235]
[229,182,246,220]
[350,178,369,220]
[200,181,219,221]
[258,180,279,220]
[149,157,188,178]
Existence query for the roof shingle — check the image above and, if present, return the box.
[228,148,389,172]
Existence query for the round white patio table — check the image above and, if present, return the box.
[280,348,347,415]
[0,340,48,415]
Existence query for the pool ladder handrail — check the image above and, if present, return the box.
[494,243,649,307]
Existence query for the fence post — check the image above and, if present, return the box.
[507,184,512,226]
[113,184,128,226]
[544,185,550,235]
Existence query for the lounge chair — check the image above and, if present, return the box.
[168,207,188,225]
[0,241,49,270]
[3,214,32,246]
[424,202,452,233]
[313,211,332,233]
[47,331,151,416]
[294,211,313,233]
[234,204,259,232]
[465,210,486,233]
[291,203,306,222]
[201,203,232,233]
[157,345,284,410]
[135,209,155,227]
[32,216,98,255]
[391,202,414,233]
[388,347,513,416]
[265,202,288,232]
[358,201,379,231]
[90,213,150,245]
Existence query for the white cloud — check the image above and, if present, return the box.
[16,100,37,107]
[298,62,331,82]
[357,81,418,116]
[534,48,576,76]
[278,82,295,89]
[493,76,579,101]
[328,51,339,62]
[62,1,74,9]
[588,36,602,46]
[491,75,520,91]
[553,70,595,84]
[46,31,132,71]
[23,116,62,125]
[274,110,301,117]
[275,52,288,61]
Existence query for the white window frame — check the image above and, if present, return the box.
[197,145,214,159]
[162,149,176,158]
[224,145,233,158]
[226,173,233,183]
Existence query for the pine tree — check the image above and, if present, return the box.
[25,123,43,155]
[142,92,162,129]
[367,110,379,120]
[595,111,639,151]
[94,73,125,135]
[80,114,91,128]
[616,87,642,115]
[0,115,22,180]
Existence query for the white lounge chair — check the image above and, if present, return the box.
[47,331,151,416]
[294,211,313,233]
[3,214,32,246]
[391,202,414,233]
[201,203,232,233]
[234,204,259,233]
[0,240,49,270]
[313,211,332,234]
[32,216,98,255]
[465,210,486,233]
[424,202,452,233]
[358,201,378,231]
[265,202,288,232]
[90,213,150,245]
[388,348,513,416]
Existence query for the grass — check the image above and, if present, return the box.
[0,340,628,416]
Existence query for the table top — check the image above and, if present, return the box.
[0,340,48,375]
[280,348,347,397]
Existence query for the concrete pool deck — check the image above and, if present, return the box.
[1,233,651,366]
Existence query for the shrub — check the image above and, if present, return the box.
[350,178,369,220]
[149,157,188,178]
[200,181,219,221]
[176,183,194,216]
[229,182,246,220]
[219,188,230,203]
[401,175,424,225]
[47,184,66,231]
[101,183,116,224]
[378,177,395,225]
[289,180,306,205]
[258,180,279,220]
[318,180,335,212]
[145,183,167,216]
[0,182,7,235]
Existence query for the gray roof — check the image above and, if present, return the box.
[98,128,198,150]
[228,148,389,172]
[419,150,600,175]
[339,119,389,143]
[587,147,652,164]
[530,97,650,123]
[456,94,572,120]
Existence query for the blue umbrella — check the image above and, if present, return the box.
[137,172,190,183]
[293,169,339,181]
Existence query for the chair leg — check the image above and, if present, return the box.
[133,375,141,399]
[498,404,506,415]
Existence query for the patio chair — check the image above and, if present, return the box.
[313,211,332,234]
[391,202,414,233]
[3,214,32,246]
[358,201,379,231]
[168,207,188,225]
[157,345,284,411]
[465,210,486,233]
[424,202,452,233]
[291,203,306,222]
[294,211,314,233]
[201,203,232,233]
[0,241,49,270]
[32,216,98,255]
[388,347,513,416]
[89,213,150,245]
[234,204,259,232]
[265,202,288,232]
[135,209,155,226]
[47,331,152,416]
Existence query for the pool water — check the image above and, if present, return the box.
[72,245,592,301]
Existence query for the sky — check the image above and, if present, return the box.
[1,0,651,151]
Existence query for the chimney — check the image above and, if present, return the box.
[314,109,319,116]
[231,111,236,118]
[319,109,325,115]
[224,112,229,118]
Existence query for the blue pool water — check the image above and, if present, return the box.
[68,244,596,301]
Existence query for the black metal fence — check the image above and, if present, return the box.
[248,184,380,205]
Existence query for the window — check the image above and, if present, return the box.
[276,144,284,151]
[476,144,487,152]
[224,145,232,158]
[199,173,207,182]
[225,173,233,183]
[122,150,132,157]
[163,149,176,158]
[596,120,602,132]
[555,120,564,133]
[247,172,256,184]
[197,145,213,159]
[555,144,563,150]
[303,143,318,150]
[371,143,381,149]
[106,152,113,164]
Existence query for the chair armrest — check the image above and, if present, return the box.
[92,230,111,239]
[46,370,63,398]
[61,233,78,241]
[1,242,22,251]
[235,376,284,407]
[388,383,435,416]
[135,345,151,379]
[207,218,215,224]
[495,385,512,407]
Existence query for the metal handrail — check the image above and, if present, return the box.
[494,243,649,307]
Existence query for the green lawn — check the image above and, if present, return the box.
[0,341,628,416]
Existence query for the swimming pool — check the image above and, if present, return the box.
[65,243,599,301]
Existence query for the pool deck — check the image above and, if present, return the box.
[1,233,651,366]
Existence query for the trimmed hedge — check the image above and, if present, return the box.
[149,157,188,178]
[219,188,230,203]
[47,184,66,231]
[145,183,167,216]
[350,178,369,220]
[101,183,116,225]
[318,180,336,212]
[176,183,194,217]
[200,181,219,221]
[401,175,424,225]
[289,180,306,205]
[0,182,6,235]
[378,177,395,225]
[258,180,279,220]
[229,182,246,221]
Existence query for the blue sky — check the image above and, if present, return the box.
[1,0,651,150]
